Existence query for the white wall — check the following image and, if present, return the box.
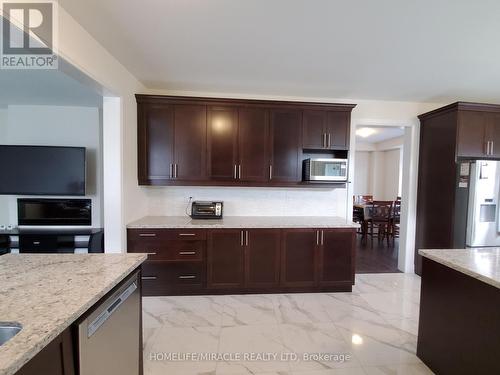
[0,105,102,227]
[354,136,403,200]
[353,151,372,196]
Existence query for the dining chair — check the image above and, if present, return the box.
[391,198,401,244]
[367,200,393,246]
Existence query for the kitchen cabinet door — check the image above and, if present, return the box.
[318,229,355,286]
[138,104,174,184]
[245,229,281,288]
[281,229,318,287]
[456,111,488,158]
[302,110,326,149]
[238,107,270,182]
[207,106,238,180]
[173,104,207,180]
[269,109,302,182]
[485,112,500,158]
[326,111,350,149]
[207,230,245,288]
[16,328,75,375]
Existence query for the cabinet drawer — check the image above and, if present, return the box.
[128,229,206,242]
[141,261,205,296]
[129,240,204,261]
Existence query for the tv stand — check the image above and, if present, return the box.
[0,228,104,254]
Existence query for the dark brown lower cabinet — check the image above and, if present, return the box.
[281,229,318,287]
[128,227,355,295]
[16,328,75,375]
[318,229,355,286]
[245,229,281,288]
[207,229,245,289]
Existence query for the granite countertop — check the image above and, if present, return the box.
[0,253,147,375]
[419,248,500,289]
[127,215,360,229]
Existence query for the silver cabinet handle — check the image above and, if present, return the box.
[179,233,196,237]
[169,163,173,178]
[139,233,156,237]
[269,165,273,180]
[33,241,40,245]
[238,164,241,180]
[234,164,237,179]
[316,230,319,245]
[245,230,249,246]
[328,134,331,148]
[240,230,244,246]
[179,251,196,255]
[178,275,196,279]
[323,133,327,148]
[147,252,157,255]
[141,276,157,280]
[491,141,494,155]
[174,164,178,178]
[321,230,324,245]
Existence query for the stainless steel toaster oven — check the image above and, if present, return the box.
[190,201,223,219]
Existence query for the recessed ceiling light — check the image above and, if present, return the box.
[356,128,377,138]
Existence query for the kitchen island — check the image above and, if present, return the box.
[0,253,146,375]
[417,248,500,375]
[127,216,359,295]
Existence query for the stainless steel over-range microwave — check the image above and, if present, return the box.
[303,158,348,182]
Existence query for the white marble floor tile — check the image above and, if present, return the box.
[362,363,433,374]
[292,368,367,375]
[142,273,430,375]
[223,294,279,326]
[279,322,361,371]
[143,295,225,328]
[218,324,291,374]
[336,327,421,367]
[143,326,220,375]
[274,294,331,324]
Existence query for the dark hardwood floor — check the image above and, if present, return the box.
[355,235,400,273]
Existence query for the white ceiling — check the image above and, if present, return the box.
[60,0,500,103]
[0,69,102,107]
[355,127,404,144]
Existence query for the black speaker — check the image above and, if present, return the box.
[88,230,104,253]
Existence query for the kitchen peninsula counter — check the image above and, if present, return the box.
[0,253,146,375]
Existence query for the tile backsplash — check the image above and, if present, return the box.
[142,186,348,217]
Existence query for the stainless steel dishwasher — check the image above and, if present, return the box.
[78,271,141,375]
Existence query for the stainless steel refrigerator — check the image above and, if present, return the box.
[466,160,500,247]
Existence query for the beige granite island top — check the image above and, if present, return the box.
[0,253,147,375]
[127,215,359,229]
[419,248,500,289]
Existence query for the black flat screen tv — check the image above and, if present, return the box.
[0,145,86,196]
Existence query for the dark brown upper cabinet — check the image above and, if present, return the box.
[137,102,206,184]
[302,110,327,149]
[238,107,270,182]
[138,104,174,184]
[207,106,239,180]
[270,108,302,183]
[456,107,500,159]
[174,104,207,181]
[136,95,355,187]
[302,109,351,150]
